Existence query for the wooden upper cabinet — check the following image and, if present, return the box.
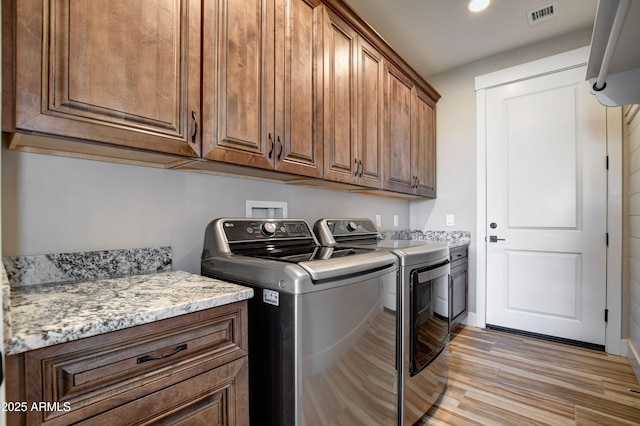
[4,0,201,158]
[202,0,269,169]
[322,7,358,184]
[322,8,383,188]
[357,39,384,188]
[413,87,437,197]
[203,0,322,178]
[3,0,438,197]
[382,62,437,197]
[274,0,323,176]
[383,61,415,194]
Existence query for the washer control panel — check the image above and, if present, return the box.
[324,219,378,237]
[223,219,314,242]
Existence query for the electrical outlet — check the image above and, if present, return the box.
[376,214,382,227]
[446,214,455,226]
[393,215,399,227]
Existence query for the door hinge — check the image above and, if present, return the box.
[604,309,609,322]
[606,155,609,170]
[606,232,609,246]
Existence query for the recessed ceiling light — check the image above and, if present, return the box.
[468,0,490,13]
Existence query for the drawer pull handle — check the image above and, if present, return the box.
[137,343,188,364]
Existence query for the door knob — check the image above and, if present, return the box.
[489,235,505,243]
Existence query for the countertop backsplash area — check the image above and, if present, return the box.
[3,246,172,287]
[380,230,471,247]
[2,247,253,355]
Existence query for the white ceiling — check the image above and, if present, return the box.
[344,0,598,77]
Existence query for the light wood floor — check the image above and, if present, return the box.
[417,326,640,425]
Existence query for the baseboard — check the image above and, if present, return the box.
[486,324,606,352]
[628,339,640,385]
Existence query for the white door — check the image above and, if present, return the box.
[486,65,607,346]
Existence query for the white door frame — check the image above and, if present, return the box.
[474,46,624,355]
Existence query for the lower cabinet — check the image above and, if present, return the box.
[6,301,249,426]
[450,246,469,330]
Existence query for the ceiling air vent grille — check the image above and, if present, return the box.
[527,1,558,26]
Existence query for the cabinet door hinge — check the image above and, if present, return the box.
[604,309,609,322]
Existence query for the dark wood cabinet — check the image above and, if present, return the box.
[3,0,201,159]
[357,38,385,188]
[322,7,384,188]
[3,0,439,198]
[273,0,324,177]
[5,302,249,425]
[203,0,323,178]
[413,87,437,198]
[383,62,415,194]
[382,65,437,197]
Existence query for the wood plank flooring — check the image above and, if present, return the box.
[417,326,640,425]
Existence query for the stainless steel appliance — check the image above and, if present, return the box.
[201,218,399,425]
[314,218,451,425]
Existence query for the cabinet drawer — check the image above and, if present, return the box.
[450,246,468,263]
[75,357,249,426]
[16,302,247,425]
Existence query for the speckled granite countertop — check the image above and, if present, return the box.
[2,247,253,356]
[380,230,471,248]
[5,271,253,355]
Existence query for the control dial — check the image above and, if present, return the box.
[261,222,277,237]
[346,221,359,232]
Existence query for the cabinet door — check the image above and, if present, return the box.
[11,0,201,158]
[452,267,468,320]
[383,62,414,194]
[357,39,384,188]
[413,87,437,197]
[202,0,272,170]
[75,357,249,426]
[273,0,323,177]
[322,7,359,184]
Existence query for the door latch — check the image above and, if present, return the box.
[489,235,506,243]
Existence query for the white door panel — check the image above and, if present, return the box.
[486,66,607,345]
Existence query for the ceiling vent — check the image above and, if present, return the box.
[527,1,558,26]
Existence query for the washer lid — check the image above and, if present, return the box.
[297,249,397,282]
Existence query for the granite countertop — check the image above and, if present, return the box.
[4,270,253,356]
[380,230,471,248]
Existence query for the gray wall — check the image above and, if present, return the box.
[1,147,409,274]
